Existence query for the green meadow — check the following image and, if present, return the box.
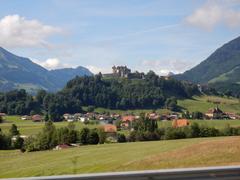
[0,116,98,136]
[0,136,240,178]
[178,95,240,113]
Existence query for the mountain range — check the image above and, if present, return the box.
[175,36,240,95]
[0,47,93,93]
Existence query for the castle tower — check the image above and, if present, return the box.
[112,65,117,74]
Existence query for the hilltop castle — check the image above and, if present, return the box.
[112,65,131,78]
[103,65,145,79]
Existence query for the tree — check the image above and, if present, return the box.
[23,136,37,152]
[44,113,49,121]
[165,97,178,111]
[133,113,158,133]
[36,90,47,104]
[225,90,232,98]
[0,131,11,149]
[67,122,77,143]
[0,116,3,123]
[87,106,95,112]
[97,128,106,144]
[78,128,90,145]
[190,123,200,138]
[30,110,36,116]
[182,111,190,119]
[87,129,99,144]
[39,121,57,149]
[192,111,203,119]
[9,124,20,137]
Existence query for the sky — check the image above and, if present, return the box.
[1,0,240,75]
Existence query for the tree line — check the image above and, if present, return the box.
[128,117,240,142]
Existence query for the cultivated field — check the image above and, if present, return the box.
[0,136,240,178]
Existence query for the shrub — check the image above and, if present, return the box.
[12,136,24,149]
[97,128,106,144]
[0,132,11,150]
[199,126,219,137]
[24,136,38,152]
[128,131,137,142]
[78,127,90,145]
[117,133,126,143]
[9,124,20,137]
[164,128,186,140]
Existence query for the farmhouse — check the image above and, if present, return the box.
[205,107,225,119]
[32,114,43,122]
[21,115,31,120]
[172,119,190,128]
[225,112,240,120]
[148,113,160,120]
[0,113,6,116]
[63,113,75,122]
[121,115,136,129]
[102,124,117,138]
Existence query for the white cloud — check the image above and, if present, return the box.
[0,14,62,48]
[185,0,240,30]
[141,59,196,75]
[86,65,112,74]
[33,58,71,70]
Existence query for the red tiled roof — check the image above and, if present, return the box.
[172,119,190,128]
[122,115,135,122]
[32,114,42,121]
[103,124,117,133]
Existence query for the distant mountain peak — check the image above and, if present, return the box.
[0,47,93,93]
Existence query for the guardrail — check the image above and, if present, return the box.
[5,166,240,180]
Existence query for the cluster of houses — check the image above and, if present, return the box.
[21,114,43,122]
[204,107,240,120]
[63,112,121,124]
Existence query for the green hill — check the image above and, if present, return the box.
[175,36,240,95]
[61,73,199,110]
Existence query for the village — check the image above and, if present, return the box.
[11,106,239,137]
[17,106,240,125]
[1,104,240,150]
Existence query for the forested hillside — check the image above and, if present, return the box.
[61,71,199,109]
[0,72,200,121]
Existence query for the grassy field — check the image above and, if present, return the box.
[83,106,171,115]
[178,95,240,113]
[82,95,240,115]
[0,116,98,136]
[0,136,240,178]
